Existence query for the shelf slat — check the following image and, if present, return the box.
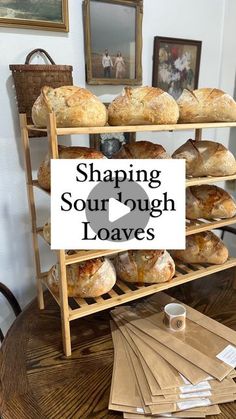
[65,249,124,264]
[186,174,236,187]
[43,257,236,321]
[27,121,236,136]
[186,216,236,235]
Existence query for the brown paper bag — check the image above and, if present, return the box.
[123,403,221,418]
[115,302,235,380]
[114,310,210,385]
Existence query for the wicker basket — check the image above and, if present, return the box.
[10,48,73,136]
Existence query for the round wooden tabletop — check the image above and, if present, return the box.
[1,270,236,419]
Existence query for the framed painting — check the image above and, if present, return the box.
[0,0,69,32]
[83,0,143,85]
[152,36,202,99]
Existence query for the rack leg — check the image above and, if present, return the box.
[195,129,202,141]
[20,114,44,310]
[58,250,71,356]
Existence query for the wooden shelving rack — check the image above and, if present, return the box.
[20,113,236,356]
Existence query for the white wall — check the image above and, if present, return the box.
[1,0,236,335]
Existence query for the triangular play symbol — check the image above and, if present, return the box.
[108,198,131,223]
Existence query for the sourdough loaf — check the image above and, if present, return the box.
[32,86,107,127]
[172,139,236,176]
[113,140,170,159]
[186,185,236,219]
[38,145,104,190]
[177,88,236,123]
[171,231,228,264]
[108,86,179,126]
[115,250,175,283]
[47,257,116,298]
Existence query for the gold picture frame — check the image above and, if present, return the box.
[0,0,69,32]
[83,0,143,85]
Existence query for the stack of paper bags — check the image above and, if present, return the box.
[109,292,236,418]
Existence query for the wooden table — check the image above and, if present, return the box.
[1,270,236,419]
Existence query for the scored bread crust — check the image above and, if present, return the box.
[32,85,108,127]
[115,250,175,283]
[112,140,170,159]
[171,231,228,264]
[47,258,116,298]
[177,88,236,123]
[38,145,104,190]
[108,86,179,126]
[186,185,236,220]
[172,139,236,176]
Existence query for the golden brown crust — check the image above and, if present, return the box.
[32,85,108,127]
[172,139,236,177]
[38,145,104,191]
[108,86,179,126]
[115,250,175,283]
[186,185,236,219]
[112,141,169,159]
[177,88,236,123]
[171,231,228,264]
[47,257,116,298]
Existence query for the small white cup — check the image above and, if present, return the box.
[163,303,186,331]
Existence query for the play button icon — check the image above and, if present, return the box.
[108,198,131,223]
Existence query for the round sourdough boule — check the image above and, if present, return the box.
[171,231,228,264]
[112,140,170,159]
[172,139,236,177]
[32,85,108,127]
[177,88,236,123]
[186,185,236,220]
[115,250,175,283]
[47,257,116,298]
[37,145,104,191]
[108,86,179,125]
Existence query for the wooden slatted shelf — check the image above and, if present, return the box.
[41,257,236,321]
[21,113,236,357]
[27,121,236,136]
[186,216,236,235]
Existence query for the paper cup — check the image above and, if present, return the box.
[163,303,186,331]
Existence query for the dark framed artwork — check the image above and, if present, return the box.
[152,36,202,99]
[0,0,69,32]
[83,0,143,85]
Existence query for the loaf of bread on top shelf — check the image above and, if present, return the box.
[108,86,179,126]
[32,86,108,128]
[47,257,116,298]
[186,185,236,220]
[112,140,170,159]
[172,139,236,177]
[38,145,104,191]
[115,250,175,283]
[177,88,236,123]
[171,231,228,264]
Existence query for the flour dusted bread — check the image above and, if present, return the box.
[47,257,116,298]
[38,145,104,190]
[113,140,170,159]
[186,185,236,219]
[171,231,228,264]
[108,86,179,126]
[177,88,236,123]
[172,139,236,176]
[115,250,175,283]
[32,86,107,127]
